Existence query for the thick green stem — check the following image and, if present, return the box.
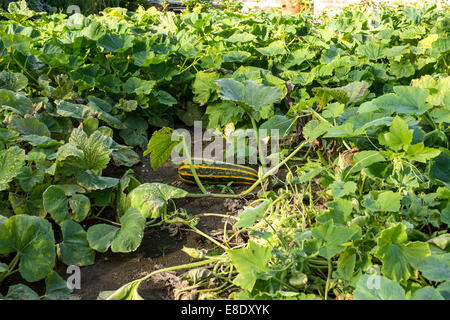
[183,131,307,200]
[94,206,106,218]
[187,192,242,198]
[307,106,351,151]
[324,259,333,300]
[11,53,38,83]
[163,204,228,250]
[0,253,21,285]
[249,114,267,170]
[106,258,217,300]
[181,136,208,194]
[241,140,308,197]
[195,213,239,220]
[145,220,164,228]
[189,225,229,251]
[91,216,121,226]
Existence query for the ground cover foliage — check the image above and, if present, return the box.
[0,0,449,300]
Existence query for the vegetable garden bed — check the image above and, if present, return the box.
[0,0,449,300]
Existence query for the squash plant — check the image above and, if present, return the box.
[0,0,449,300]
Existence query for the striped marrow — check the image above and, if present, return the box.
[178,158,258,185]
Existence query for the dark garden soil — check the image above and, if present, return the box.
[1,149,287,300]
[60,152,252,300]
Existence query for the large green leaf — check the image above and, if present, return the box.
[123,77,156,95]
[204,101,245,129]
[338,81,370,104]
[256,40,287,56]
[410,286,445,300]
[155,90,177,106]
[56,101,88,119]
[324,123,364,138]
[442,203,450,226]
[143,127,180,170]
[98,33,134,53]
[354,274,406,300]
[176,102,203,127]
[192,71,220,105]
[87,208,146,253]
[312,87,349,107]
[303,120,331,141]
[375,223,430,282]
[226,32,256,43]
[57,220,95,267]
[76,170,120,191]
[412,75,450,107]
[86,224,117,253]
[235,200,272,228]
[3,284,41,300]
[322,102,345,119]
[260,115,294,137]
[285,48,315,69]
[437,282,450,300]
[363,87,431,115]
[0,128,19,145]
[69,64,104,89]
[43,185,90,224]
[1,34,31,55]
[80,21,106,41]
[227,240,272,292]
[312,220,361,259]
[429,149,450,187]
[8,188,46,218]
[356,42,387,60]
[348,151,385,173]
[111,208,146,252]
[9,116,50,137]
[223,51,251,62]
[410,253,450,282]
[0,72,28,91]
[389,60,415,78]
[317,198,353,225]
[405,142,441,163]
[378,116,413,151]
[112,149,140,167]
[0,146,25,191]
[329,181,357,198]
[376,191,403,212]
[216,79,283,120]
[126,183,188,218]
[0,215,55,282]
[20,135,62,148]
[0,89,33,115]
[57,129,111,173]
[15,167,44,193]
[43,271,71,300]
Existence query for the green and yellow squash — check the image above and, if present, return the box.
[178,158,258,185]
